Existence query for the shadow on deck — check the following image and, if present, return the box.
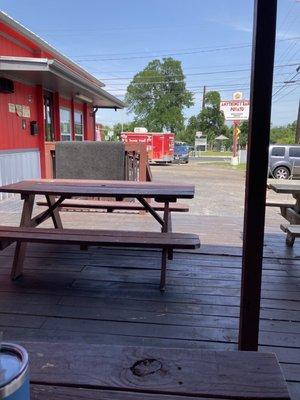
[0,233,299,398]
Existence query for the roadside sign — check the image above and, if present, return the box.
[233,91,243,100]
[220,99,250,121]
[195,135,207,152]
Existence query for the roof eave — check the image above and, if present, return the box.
[0,56,125,109]
[0,11,105,87]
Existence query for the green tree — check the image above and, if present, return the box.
[125,58,193,132]
[270,121,296,144]
[226,120,297,149]
[113,121,136,140]
[184,115,201,145]
[185,91,227,147]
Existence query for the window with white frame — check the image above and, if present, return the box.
[60,108,72,141]
[74,111,84,141]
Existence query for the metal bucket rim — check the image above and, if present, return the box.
[0,342,28,389]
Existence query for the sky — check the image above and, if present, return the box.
[1,0,299,129]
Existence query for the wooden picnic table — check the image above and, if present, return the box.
[268,180,300,245]
[0,179,198,288]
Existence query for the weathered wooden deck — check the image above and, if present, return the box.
[0,219,299,398]
[0,162,299,398]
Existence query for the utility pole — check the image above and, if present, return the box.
[296,99,300,144]
[202,85,206,110]
[294,66,300,143]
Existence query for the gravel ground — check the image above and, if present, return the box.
[0,162,291,248]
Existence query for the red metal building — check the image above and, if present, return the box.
[0,11,123,185]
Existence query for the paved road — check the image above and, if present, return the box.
[190,156,231,163]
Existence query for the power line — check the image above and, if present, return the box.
[74,37,300,62]
[88,60,299,75]
[108,83,298,98]
[96,62,299,83]
[105,78,299,88]
[76,44,253,62]
[71,37,300,60]
[276,1,295,32]
[272,69,300,98]
[272,85,299,103]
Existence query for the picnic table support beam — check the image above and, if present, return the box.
[45,195,63,229]
[238,0,277,351]
[34,195,66,226]
[11,194,35,280]
[137,197,164,226]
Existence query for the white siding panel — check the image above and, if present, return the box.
[0,149,41,200]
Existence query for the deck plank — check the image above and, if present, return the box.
[27,342,289,399]
[30,385,230,400]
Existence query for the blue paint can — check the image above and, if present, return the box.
[0,343,29,400]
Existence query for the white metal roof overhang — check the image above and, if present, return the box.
[0,56,124,109]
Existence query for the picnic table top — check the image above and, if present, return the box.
[0,179,195,199]
[268,180,300,194]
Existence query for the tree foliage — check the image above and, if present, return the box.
[112,121,136,140]
[125,58,193,132]
[270,121,297,144]
[184,91,227,146]
[226,120,297,148]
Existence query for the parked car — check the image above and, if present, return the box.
[174,142,190,164]
[269,144,300,179]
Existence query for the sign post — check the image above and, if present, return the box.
[220,92,249,164]
[232,120,241,158]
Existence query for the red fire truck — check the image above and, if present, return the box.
[121,129,175,163]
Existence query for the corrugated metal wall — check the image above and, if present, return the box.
[0,149,40,200]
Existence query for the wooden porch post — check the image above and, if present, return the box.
[238,0,277,351]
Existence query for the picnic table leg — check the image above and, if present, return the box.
[162,201,173,260]
[160,201,171,290]
[167,212,173,260]
[160,248,168,292]
[45,195,63,229]
[283,193,300,247]
[11,194,35,280]
[286,233,295,247]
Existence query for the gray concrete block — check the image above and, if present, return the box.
[55,142,125,180]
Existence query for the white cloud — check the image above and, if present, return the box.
[209,18,299,41]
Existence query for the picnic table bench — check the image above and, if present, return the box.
[267,181,300,246]
[0,179,199,290]
[27,342,290,400]
[36,198,189,213]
